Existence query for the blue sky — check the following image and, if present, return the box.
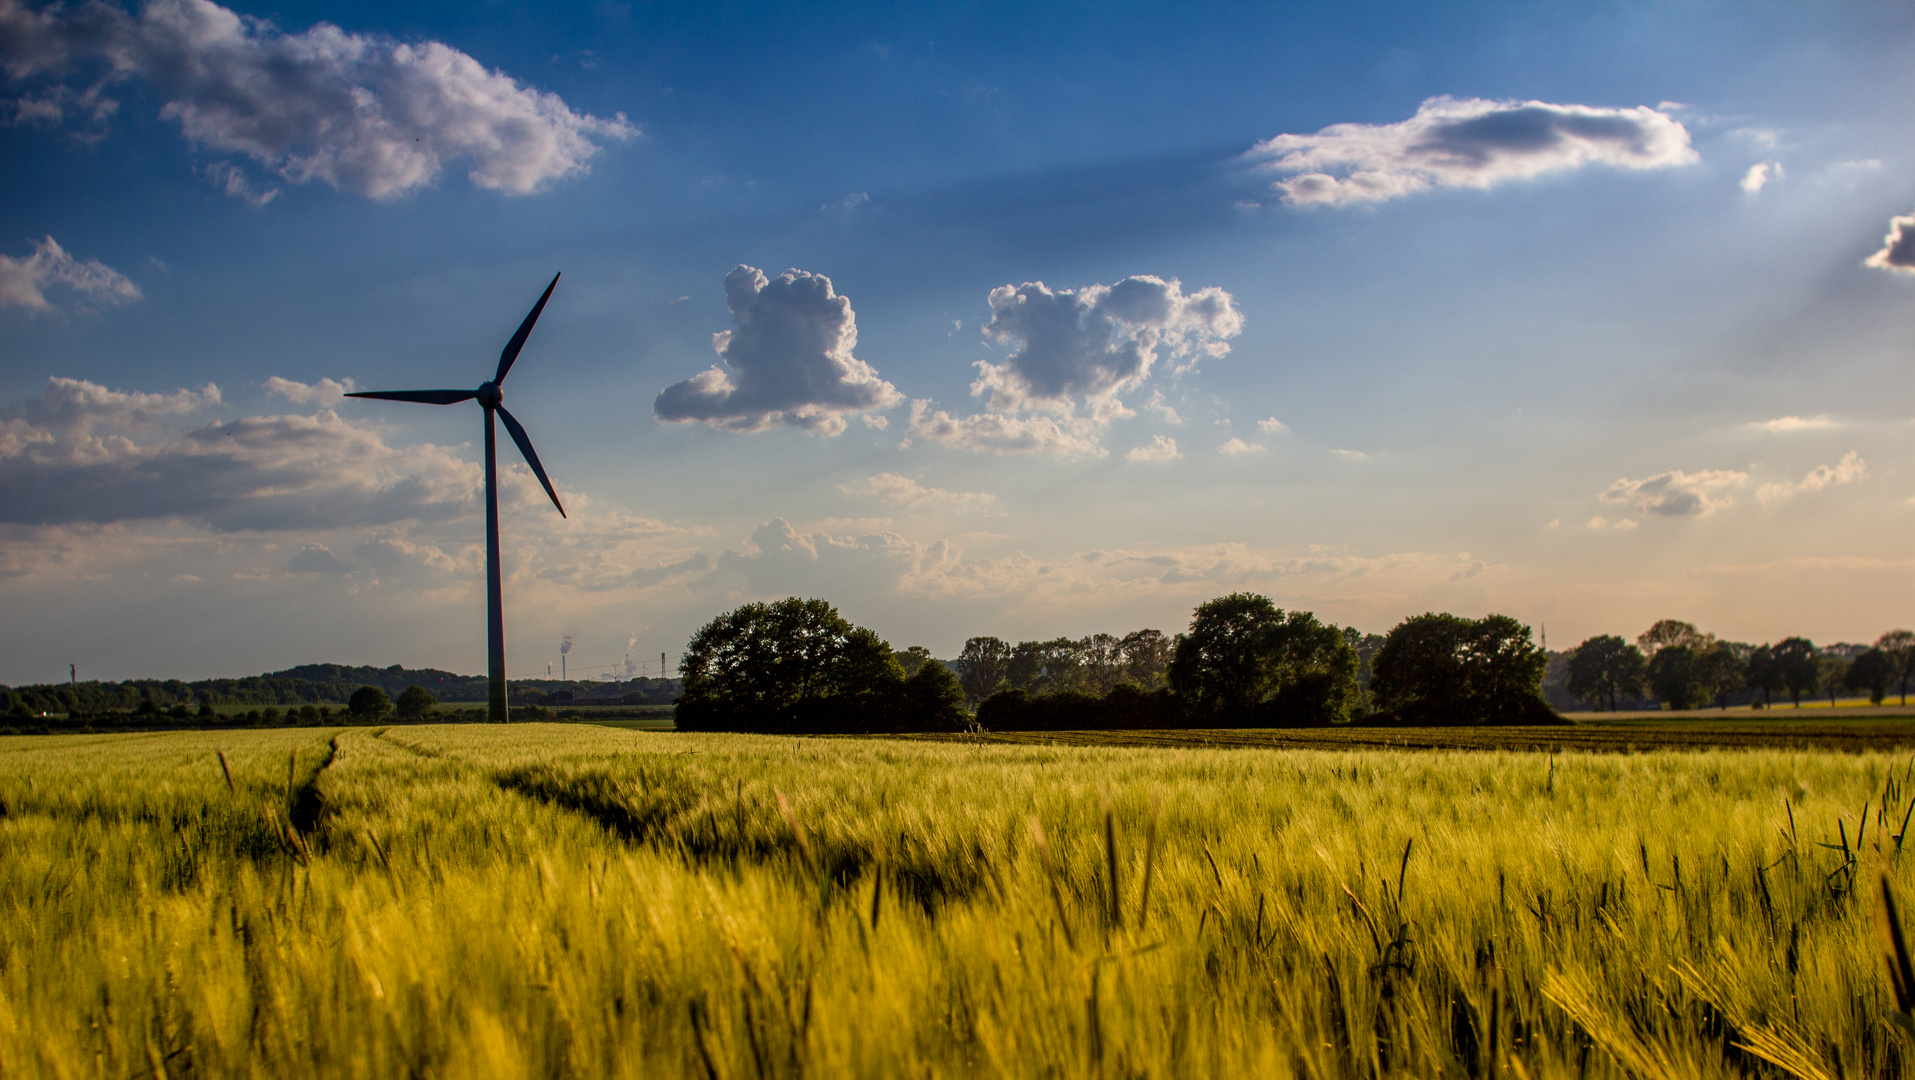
[2,0,1912,683]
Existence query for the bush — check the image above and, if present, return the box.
[976,684,1183,731]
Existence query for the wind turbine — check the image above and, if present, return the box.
[347,273,567,723]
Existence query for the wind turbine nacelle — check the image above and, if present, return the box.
[476,381,503,409]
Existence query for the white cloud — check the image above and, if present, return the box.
[1739,161,1782,194]
[1757,451,1867,504]
[0,235,140,311]
[264,376,356,406]
[904,400,1106,458]
[654,265,901,436]
[1600,468,1746,517]
[1866,212,1915,275]
[1256,417,1288,434]
[972,276,1241,413]
[1751,414,1838,433]
[1218,437,1263,455]
[908,275,1240,457]
[1125,435,1180,463]
[838,473,999,513]
[1248,96,1697,206]
[0,0,634,199]
[1586,515,1639,531]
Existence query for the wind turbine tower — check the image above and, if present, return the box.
[348,274,568,723]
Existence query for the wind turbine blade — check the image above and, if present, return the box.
[496,405,565,518]
[495,272,560,384]
[346,389,478,405]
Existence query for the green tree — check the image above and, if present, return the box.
[675,598,953,734]
[1696,643,1746,710]
[348,685,390,720]
[895,646,934,679]
[1646,645,1703,711]
[1746,646,1780,708]
[1847,648,1894,705]
[1564,635,1646,711]
[1879,630,1915,705]
[1772,638,1819,707]
[1118,629,1171,690]
[1636,619,1711,658]
[1816,653,1849,706]
[395,685,437,720]
[953,637,1012,705]
[1168,593,1357,726]
[1370,613,1555,726]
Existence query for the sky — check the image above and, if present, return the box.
[2,0,1912,685]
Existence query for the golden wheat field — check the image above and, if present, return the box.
[2,723,1912,1078]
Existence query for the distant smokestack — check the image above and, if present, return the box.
[662,651,667,680]
[70,662,75,686]
[561,634,573,681]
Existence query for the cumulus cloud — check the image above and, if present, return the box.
[1218,437,1263,455]
[1600,468,1746,517]
[0,0,635,199]
[264,376,355,406]
[654,265,901,435]
[1866,213,1915,275]
[1750,415,1839,433]
[0,235,140,311]
[838,472,999,513]
[1586,515,1639,531]
[0,376,476,530]
[907,275,1241,457]
[1256,417,1288,434]
[1739,162,1783,194]
[1758,451,1866,504]
[1248,96,1697,206]
[1125,435,1180,462]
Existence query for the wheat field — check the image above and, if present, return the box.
[0,723,1909,1078]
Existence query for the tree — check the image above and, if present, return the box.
[1771,638,1819,707]
[1695,643,1746,710]
[895,646,934,679]
[1167,593,1357,726]
[675,598,958,733]
[1636,619,1712,658]
[953,637,1012,705]
[1879,630,1915,706]
[1370,613,1555,726]
[1847,649,1894,705]
[1564,635,1646,712]
[1646,646,1703,711]
[348,685,390,720]
[1746,645,1781,708]
[1817,653,1850,706]
[1119,629,1171,690]
[395,685,436,720]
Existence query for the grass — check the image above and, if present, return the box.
[3,723,1914,1077]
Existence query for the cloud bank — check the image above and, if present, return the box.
[0,0,634,199]
[1249,96,1697,206]
[0,376,475,530]
[1757,452,1866,504]
[0,235,139,311]
[908,275,1241,457]
[655,265,902,435]
[839,473,999,513]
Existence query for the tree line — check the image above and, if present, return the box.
[676,593,1560,733]
[1563,621,1914,712]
